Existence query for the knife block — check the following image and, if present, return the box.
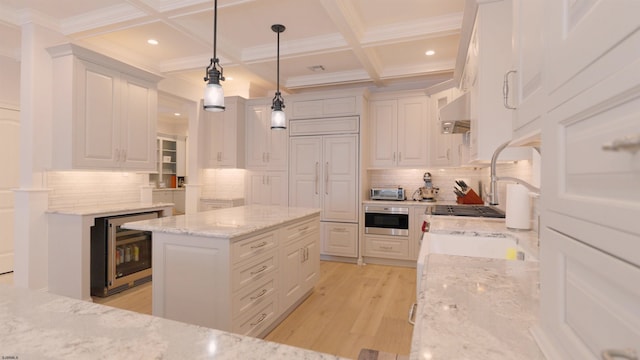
[456,189,484,204]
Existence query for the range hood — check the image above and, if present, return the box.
[440,92,470,134]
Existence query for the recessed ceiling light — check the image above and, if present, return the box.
[308,65,325,72]
[147,39,159,45]
[226,76,233,81]
[174,112,181,116]
[425,50,435,56]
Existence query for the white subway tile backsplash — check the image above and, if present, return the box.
[200,169,246,198]
[47,171,147,209]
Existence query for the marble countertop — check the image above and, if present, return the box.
[0,284,342,360]
[123,205,321,239]
[427,215,539,258]
[362,199,437,206]
[410,255,544,360]
[46,202,174,216]
[410,216,544,360]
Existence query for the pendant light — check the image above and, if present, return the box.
[270,24,286,130]
[203,0,225,112]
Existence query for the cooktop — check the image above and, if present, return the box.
[431,205,505,218]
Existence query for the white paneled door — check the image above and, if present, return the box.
[0,107,19,274]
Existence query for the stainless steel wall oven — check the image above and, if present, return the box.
[364,205,409,236]
[90,212,158,297]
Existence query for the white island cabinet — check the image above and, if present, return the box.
[123,205,320,338]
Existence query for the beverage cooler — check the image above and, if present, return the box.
[90,212,158,297]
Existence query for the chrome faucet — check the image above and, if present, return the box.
[488,139,541,205]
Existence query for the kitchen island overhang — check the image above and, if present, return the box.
[123,205,322,338]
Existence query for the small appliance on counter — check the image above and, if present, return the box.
[370,187,406,201]
[412,172,439,202]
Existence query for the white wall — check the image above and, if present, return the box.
[0,56,20,108]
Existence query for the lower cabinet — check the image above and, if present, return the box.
[539,222,640,359]
[363,234,411,260]
[152,189,185,214]
[151,214,320,338]
[321,222,358,258]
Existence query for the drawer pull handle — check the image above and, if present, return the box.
[380,246,393,250]
[602,349,637,360]
[298,226,309,232]
[250,265,268,276]
[250,288,268,301]
[408,302,417,325]
[251,313,267,326]
[602,134,640,154]
[333,228,347,233]
[250,241,268,249]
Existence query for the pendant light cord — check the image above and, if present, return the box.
[276,28,280,94]
[213,0,217,61]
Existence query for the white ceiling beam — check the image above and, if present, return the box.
[361,13,463,47]
[319,0,383,86]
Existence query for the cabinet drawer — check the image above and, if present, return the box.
[232,297,277,337]
[232,252,277,292]
[232,274,277,320]
[364,235,410,259]
[282,217,319,246]
[541,227,640,359]
[232,230,277,265]
[321,222,358,257]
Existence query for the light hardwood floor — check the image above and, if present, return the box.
[91,261,417,359]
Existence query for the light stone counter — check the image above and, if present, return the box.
[0,284,342,360]
[410,216,544,360]
[123,204,321,239]
[46,201,174,216]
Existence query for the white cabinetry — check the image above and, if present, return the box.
[152,189,185,214]
[369,96,429,168]
[508,0,545,142]
[246,171,288,206]
[289,117,359,259]
[280,217,320,311]
[464,1,529,162]
[203,96,246,168]
[537,1,640,358]
[246,103,287,170]
[48,44,160,171]
[290,96,359,119]
[151,213,320,338]
[429,89,465,167]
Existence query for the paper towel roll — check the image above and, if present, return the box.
[506,184,531,230]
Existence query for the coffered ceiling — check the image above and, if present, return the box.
[0,0,465,120]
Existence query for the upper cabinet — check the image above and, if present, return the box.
[245,101,288,170]
[48,44,161,171]
[429,89,466,167]
[507,0,545,142]
[290,96,360,119]
[458,0,530,162]
[202,96,246,168]
[369,95,429,168]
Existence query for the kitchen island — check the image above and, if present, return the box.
[0,283,341,360]
[123,205,321,338]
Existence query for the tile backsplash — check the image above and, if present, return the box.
[200,169,246,198]
[47,171,148,209]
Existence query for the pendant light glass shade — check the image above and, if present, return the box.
[270,24,286,130]
[204,71,224,111]
[271,94,286,129]
[203,0,225,112]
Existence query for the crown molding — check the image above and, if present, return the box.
[380,60,456,79]
[285,69,369,89]
[17,9,61,32]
